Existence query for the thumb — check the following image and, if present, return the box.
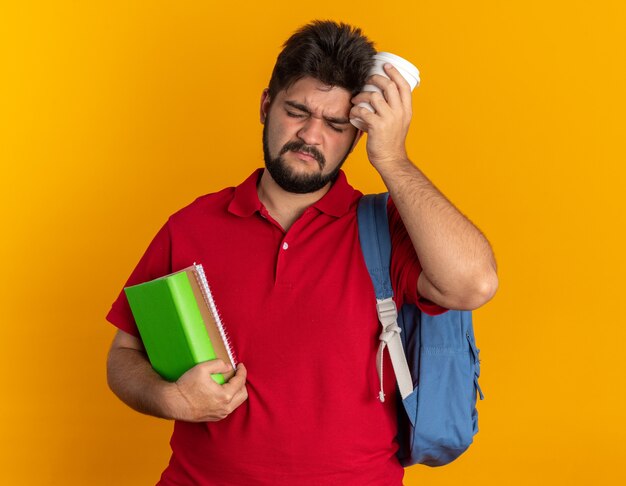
[198,359,232,375]
[235,363,247,379]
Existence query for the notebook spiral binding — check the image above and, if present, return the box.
[193,263,238,370]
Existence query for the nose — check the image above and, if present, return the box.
[297,117,323,145]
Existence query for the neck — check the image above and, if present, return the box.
[257,169,331,231]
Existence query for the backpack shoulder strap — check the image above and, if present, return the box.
[357,193,414,402]
[357,193,394,300]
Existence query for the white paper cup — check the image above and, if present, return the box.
[351,52,420,130]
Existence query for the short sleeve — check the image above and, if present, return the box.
[105,221,173,337]
[388,198,447,316]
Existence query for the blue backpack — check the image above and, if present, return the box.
[357,193,484,467]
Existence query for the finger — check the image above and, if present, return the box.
[362,74,402,110]
[350,105,375,121]
[382,63,412,108]
[351,90,390,110]
[351,88,380,105]
[220,372,248,410]
[349,105,378,130]
[350,93,390,120]
[197,359,232,375]
[222,363,247,393]
[234,363,247,383]
[229,383,249,408]
[236,362,247,376]
[379,73,403,110]
[362,74,394,95]
[367,91,393,117]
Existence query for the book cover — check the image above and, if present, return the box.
[124,264,237,384]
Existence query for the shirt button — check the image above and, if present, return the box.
[282,242,289,250]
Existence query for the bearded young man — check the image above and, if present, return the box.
[106,20,498,485]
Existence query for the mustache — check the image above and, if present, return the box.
[280,141,325,169]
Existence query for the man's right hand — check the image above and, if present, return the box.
[171,361,248,422]
[107,329,248,423]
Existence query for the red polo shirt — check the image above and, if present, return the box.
[106,169,445,486]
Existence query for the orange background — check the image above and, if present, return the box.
[1,1,625,484]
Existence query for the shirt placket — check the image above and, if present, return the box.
[259,206,317,286]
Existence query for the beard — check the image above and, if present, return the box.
[262,116,353,194]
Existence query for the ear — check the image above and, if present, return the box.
[260,88,271,124]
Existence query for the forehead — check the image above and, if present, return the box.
[277,76,353,116]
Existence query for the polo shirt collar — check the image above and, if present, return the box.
[228,168,355,218]
[311,170,354,218]
[228,169,264,217]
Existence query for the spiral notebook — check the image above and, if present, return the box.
[124,263,237,384]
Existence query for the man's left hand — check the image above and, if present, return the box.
[350,63,413,170]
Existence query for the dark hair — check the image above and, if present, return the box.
[267,20,376,100]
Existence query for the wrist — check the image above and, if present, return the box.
[160,381,188,420]
[371,154,412,176]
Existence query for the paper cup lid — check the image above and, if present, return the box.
[374,52,420,88]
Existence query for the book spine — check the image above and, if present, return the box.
[194,264,238,369]
[167,273,217,363]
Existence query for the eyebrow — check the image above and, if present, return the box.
[284,100,351,125]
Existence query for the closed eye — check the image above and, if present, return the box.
[285,103,347,133]
[327,122,344,133]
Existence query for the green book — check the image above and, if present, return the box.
[124,264,237,384]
